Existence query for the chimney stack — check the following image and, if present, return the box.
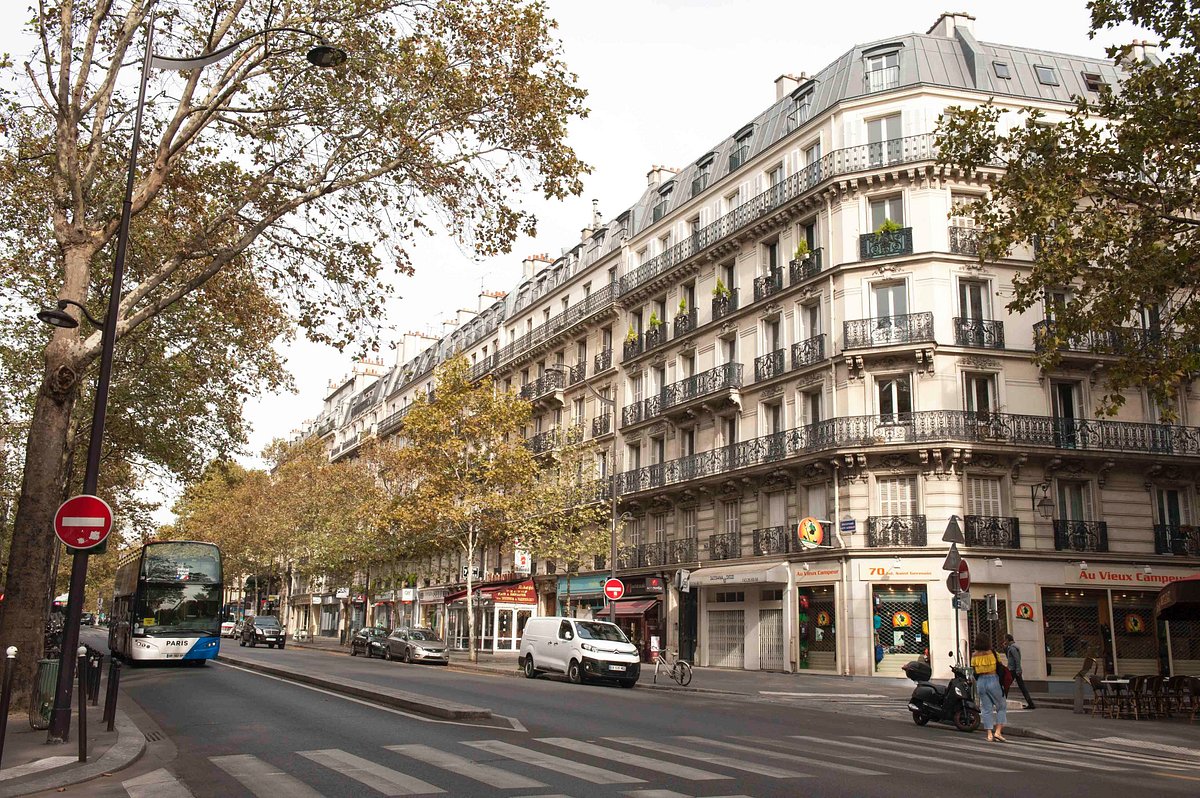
[1123,38,1161,63]
[521,253,552,280]
[591,199,603,227]
[646,165,678,188]
[927,11,976,37]
[775,74,801,101]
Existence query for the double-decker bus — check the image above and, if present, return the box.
[109,540,223,663]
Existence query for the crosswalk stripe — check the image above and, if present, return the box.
[902,736,1123,772]
[463,740,644,785]
[862,736,1073,772]
[299,749,444,796]
[742,735,942,774]
[385,744,546,790]
[538,738,728,781]
[678,736,885,776]
[604,737,810,779]
[210,754,324,798]
[122,768,195,798]
[791,735,1016,773]
[1003,738,1200,771]
[621,791,693,798]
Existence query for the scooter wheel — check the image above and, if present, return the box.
[954,706,981,732]
[912,711,930,726]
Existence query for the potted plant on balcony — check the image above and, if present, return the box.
[648,311,663,330]
[625,324,638,344]
[712,278,731,300]
[874,218,903,238]
[792,239,811,262]
[678,296,688,315]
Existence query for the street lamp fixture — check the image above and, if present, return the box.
[1031,482,1055,519]
[41,16,347,744]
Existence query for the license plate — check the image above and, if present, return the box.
[609,664,626,672]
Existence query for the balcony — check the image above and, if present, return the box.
[866,515,928,547]
[844,312,935,349]
[519,370,566,401]
[791,334,826,370]
[753,526,791,556]
[616,545,637,570]
[667,537,698,564]
[1154,524,1200,556]
[377,405,412,436]
[331,433,362,461]
[621,362,743,427]
[964,515,1021,549]
[865,65,900,92]
[954,318,1005,349]
[712,288,740,321]
[753,270,784,303]
[316,418,335,437]
[494,283,615,368]
[859,227,913,260]
[755,349,786,382]
[674,308,698,337]
[592,414,612,437]
[708,531,742,561]
[636,542,666,568]
[789,248,824,284]
[949,225,982,256]
[623,326,668,362]
[1033,320,1156,357]
[527,428,560,455]
[1053,520,1109,552]
[594,347,613,373]
[467,353,500,382]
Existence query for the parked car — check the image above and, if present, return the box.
[80,612,96,626]
[350,627,390,658]
[240,615,285,648]
[232,618,248,639]
[384,627,449,665]
[220,620,237,638]
[519,617,639,687]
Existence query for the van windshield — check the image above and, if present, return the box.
[574,621,629,642]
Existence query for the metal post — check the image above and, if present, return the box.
[76,647,87,762]
[102,657,121,731]
[0,647,17,766]
[47,22,155,744]
[609,441,618,624]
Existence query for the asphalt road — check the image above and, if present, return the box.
[41,629,1200,798]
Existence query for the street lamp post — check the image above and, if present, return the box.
[37,17,345,743]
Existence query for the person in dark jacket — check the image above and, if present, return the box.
[1002,633,1036,709]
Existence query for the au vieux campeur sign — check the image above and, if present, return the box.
[1064,564,1196,587]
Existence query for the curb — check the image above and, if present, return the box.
[445,661,749,697]
[0,710,145,798]
[217,653,492,720]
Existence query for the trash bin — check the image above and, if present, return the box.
[28,658,59,730]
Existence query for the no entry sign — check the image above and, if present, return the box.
[603,578,625,601]
[54,494,113,551]
[957,560,971,592]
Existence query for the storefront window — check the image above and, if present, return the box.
[798,586,837,671]
[1042,589,1109,678]
[1169,619,1200,674]
[1111,591,1159,674]
[967,597,1008,647]
[872,585,928,676]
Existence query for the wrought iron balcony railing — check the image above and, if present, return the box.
[316,418,335,437]
[331,433,362,460]
[753,270,784,303]
[637,542,666,568]
[791,334,826,370]
[616,134,938,297]
[859,227,914,260]
[668,537,698,564]
[674,308,698,337]
[519,369,566,400]
[964,515,1021,549]
[377,405,412,436]
[592,414,612,437]
[526,428,560,454]
[712,288,740,321]
[623,327,668,362]
[569,362,586,385]
[949,225,982,256]
[622,334,643,360]
[1053,520,1109,552]
[867,515,928,547]
[594,347,613,373]
[494,283,615,368]
[789,248,824,284]
[954,318,1005,349]
[865,65,900,92]
[708,532,742,561]
[755,349,786,382]
[468,353,500,382]
[753,526,791,556]
[1153,524,1200,556]
[1033,320,1158,357]
[616,545,637,570]
[844,312,935,349]
[621,363,743,427]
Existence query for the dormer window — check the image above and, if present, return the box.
[730,125,754,171]
[652,181,674,223]
[692,153,715,197]
[865,51,900,92]
[993,61,1011,80]
[1081,71,1105,93]
[787,89,813,132]
[1034,65,1059,86]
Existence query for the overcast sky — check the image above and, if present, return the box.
[1,2,1144,520]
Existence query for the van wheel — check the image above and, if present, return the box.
[523,656,539,679]
[568,659,584,684]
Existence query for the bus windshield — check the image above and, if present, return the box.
[136,583,221,636]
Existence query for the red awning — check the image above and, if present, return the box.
[443,579,525,604]
[612,598,659,617]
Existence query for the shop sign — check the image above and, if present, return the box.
[322,596,336,604]
[513,549,532,575]
[493,579,536,605]
[1015,602,1035,621]
[1064,564,1196,587]
[334,587,350,599]
[796,517,825,548]
[857,562,937,581]
[419,588,447,603]
[310,595,322,605]
[401,588,416,603]
[795,565,841,581]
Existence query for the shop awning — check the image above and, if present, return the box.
[688,562,790,587]
[1154,574,1200,621]
[612,598,659,616]
[443,579,528,604]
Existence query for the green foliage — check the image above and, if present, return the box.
[625,324,638,343]
[937,0,1200,417]
[678,297,688,314]
[712,278,731,299]
[874,218,903,236]
[793,239,811,260]
[648,312,663,329]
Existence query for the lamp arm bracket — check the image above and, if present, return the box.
[149,27,327,71]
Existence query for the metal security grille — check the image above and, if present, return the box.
[1112,592,1158,674]
[707,609,745,668]
[967,598,1009,646]
[1168,619,1200,675]
[759,608,784,671]
[873,586,928,676]
[1042,589,1105,678]
[805,590,838,671]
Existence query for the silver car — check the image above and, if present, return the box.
[385,627,449,664]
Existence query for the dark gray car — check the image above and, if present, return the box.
[385,627,449,664]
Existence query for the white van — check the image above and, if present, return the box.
[519,616,640,687]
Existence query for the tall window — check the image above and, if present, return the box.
[966,477,1003,517]
[650,435,665,465]
[865,52,900,92]
[877,375,912,422]
[764,401,784,435]
[652,513,667,545]
[680,428,695,457]
[959,280,989,321]
[764,239,780,274]
[872,281,908,319]
[1056,481,1091,521]
[869,195,905,231]
[764,318,782,352]
[720,335,736,365]
[964,373,996,414]
[802,302,821,338]
[722,416,738,446]
[722,499,741,536]
[788,91,812,131]
[867,113,902,165]
[682,507,697,539]
[802,389,822,424]
[730,130,752,170]
[878,476,917,516]
[626,442,641,471]
[1155,488,1189,526]
[652,183,673,222]
[693,157,713,196]
[572,397,585,427]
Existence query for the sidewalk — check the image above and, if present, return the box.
[0,706,143,798]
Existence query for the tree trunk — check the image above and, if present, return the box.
[465,529,477,664]
[565,569,573,618]
[0,369,80,711]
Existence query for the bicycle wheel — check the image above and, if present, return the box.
[672,661,693,687]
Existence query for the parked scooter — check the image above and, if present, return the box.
[903,655,981,732]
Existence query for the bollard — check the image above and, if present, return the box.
[102,657,121,732]
[0,647,17,767]
[87,650,102,705]
[76,647,87,763]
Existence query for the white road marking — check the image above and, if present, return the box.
[908,735,1127,772]
[1007,737,1200,771]
[539,737,729,780]
[604,737,809,779]
[0,756,76,782]
[760,691,889,698]
[299,749,444,795]
[386,743,545,790]
[741,736,940,774]
[622,791,693,798]
[1092,736,1200,762]
[677,736,885,776]
[122,768,196,798]
[210,754,324,798]
[464,740,644,785]
[863,736,1071,772]
[790,735,1016,773]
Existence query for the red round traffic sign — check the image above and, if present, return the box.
[603,578,625,601]
[53,494,113,550]
[957,560,971,592]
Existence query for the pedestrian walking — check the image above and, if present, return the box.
[1002,633,1036,709]
[971,633,1007,742]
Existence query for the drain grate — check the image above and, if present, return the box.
[144,731,164,742]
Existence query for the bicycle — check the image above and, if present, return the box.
[652,647,693,686]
